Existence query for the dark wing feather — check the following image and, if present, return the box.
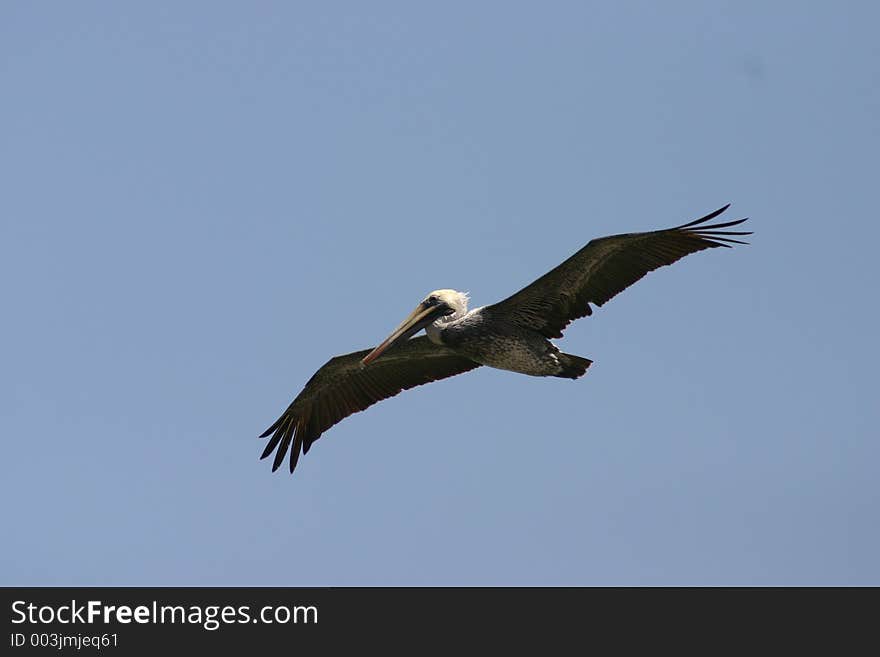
[486,205,750,339]
[258,336,480,474]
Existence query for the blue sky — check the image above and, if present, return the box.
[2,2,878,585]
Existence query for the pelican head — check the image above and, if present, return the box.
[361,289,469,366]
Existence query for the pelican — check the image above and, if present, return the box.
[259,205,750,473]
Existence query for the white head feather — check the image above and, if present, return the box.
[424,289,469,322]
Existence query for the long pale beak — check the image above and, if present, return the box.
[361,302,448,367]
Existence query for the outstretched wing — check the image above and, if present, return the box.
[259,336,481,473]
[487,205,750,338]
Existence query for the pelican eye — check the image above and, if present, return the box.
[427,295,439,305]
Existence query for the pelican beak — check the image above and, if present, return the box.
[361,301,450,367]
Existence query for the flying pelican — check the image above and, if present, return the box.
[259,204,750,473]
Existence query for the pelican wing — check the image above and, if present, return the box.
[487,205,750,338]
[259,336,480,473]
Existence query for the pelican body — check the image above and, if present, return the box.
[260,205,750,474]
[363,290,592,379]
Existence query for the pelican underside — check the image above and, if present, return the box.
[430,306,593,379]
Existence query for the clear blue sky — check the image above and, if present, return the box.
[3,2,878,585]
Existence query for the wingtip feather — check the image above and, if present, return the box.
[675,203,732,229]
